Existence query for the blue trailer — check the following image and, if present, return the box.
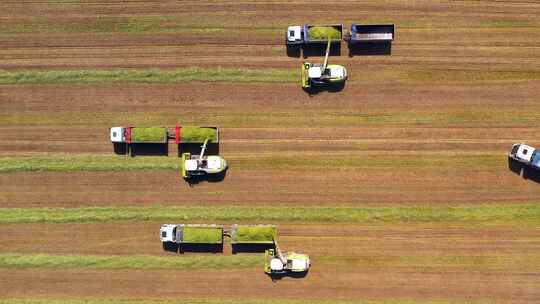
[346,23,395,44]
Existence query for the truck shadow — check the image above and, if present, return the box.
[178,143,219,157]
[303,81,346,96]
[231,243,274,254]
[301,44,341,58]
[113,143,168,157]
[162,242,224,254]
[508,157,540,183]
[348,41,392,56]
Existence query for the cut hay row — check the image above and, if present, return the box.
[0,298,491,304]
[0,253,259,270]
[0,152,502,173]
[0,68,296,85]
[0,204,537,225]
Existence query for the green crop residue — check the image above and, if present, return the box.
[0,299,494,304]
[0,155,179,173]
[0,253,258,270]
[0,68,296,85]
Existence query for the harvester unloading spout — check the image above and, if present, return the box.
[322,37,331,71]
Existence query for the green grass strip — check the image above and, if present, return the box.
[0,155,179,173]
[0,299,493,304]
[0,204,537,225]
[0,68,296,85]
[0,253,258,270]
[0,153,503,173]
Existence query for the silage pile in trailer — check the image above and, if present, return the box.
[130,127,167,142]
[308,26,341,40]
[183,226,223,244]
[181,127,218,143]
[233,225,277,243]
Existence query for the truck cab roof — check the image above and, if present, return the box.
[287,26,302,42]
[160,224,177,242]
[110,127,125,143]
[513,144,536,163]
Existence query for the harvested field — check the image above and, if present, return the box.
[1,0,540,303]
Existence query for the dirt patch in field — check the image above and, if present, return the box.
[1,267,538,302]
[2,166,540,208]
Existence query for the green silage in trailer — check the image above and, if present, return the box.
[130,127,167,143]
[232,225,277,244]
[307,26,342,40]
[182,226,223,244]
[180,127,218,143]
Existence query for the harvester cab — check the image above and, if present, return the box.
[302,38,347,89]
[181,139,227,179]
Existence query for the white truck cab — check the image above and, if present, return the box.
[160,224,178,243]
[287,25,303,44]
[110,127,125,143]
[511,143,536,163]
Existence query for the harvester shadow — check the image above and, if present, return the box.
[348,41,392,57]
[231,243,274,254]
[303,82,346,96]
[301,44,341,58]
[113,143,168,157]
[162,242,224,254]
[185,169,228,187]
[178,143,219,157]
[267,270,309,282]
[508,157,540,183]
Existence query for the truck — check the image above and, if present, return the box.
[287,24,343,46]
[509,143,540,170]
[345,23,395,44]
[160,224,224,245]
[110,125,219,147]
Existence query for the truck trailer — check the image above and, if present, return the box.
[111,125,219,146]
[345,23,395,44]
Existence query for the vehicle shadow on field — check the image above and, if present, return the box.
[163,242,224,254]
[303,82,346,96]
[267,270,309,282]
[508,157,540,183]
[113,143,169,157]
[185,169,228,187]
[231,243,274,254]
[347,41,392,56]
[178,143,219,157]
[302,44,341,58]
